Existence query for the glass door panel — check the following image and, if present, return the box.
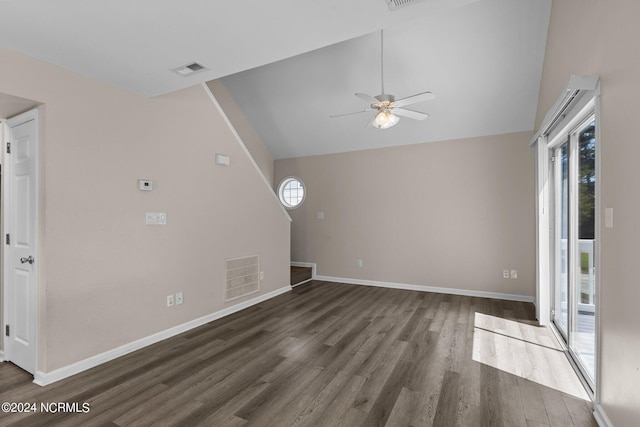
[553,143,569,338]
[550,116,597,390]
[572,120,596,383]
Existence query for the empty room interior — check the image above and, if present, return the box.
[0,0,638,426]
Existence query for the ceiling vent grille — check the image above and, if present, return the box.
[225,255,260,302]
[385,0,427,11]
[171,61,208,77]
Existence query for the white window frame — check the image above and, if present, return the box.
[277,176,306,210]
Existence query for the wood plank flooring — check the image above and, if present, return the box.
[290,266,312,286]
[0,281,596,426]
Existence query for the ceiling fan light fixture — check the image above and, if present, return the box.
[373,110,399,129]
[330,30,433,128]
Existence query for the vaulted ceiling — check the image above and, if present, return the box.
[0,0,551,159]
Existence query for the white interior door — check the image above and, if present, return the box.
[4,109,39,375]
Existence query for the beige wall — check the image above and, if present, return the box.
[537,1,640,424]
[206,80,275,187]
[0,47,290,372]
[275,132,535,298]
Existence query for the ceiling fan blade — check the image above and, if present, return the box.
[330,108,373,118]
[355,93,380,106]
[391,108,430,120]
[366,115,376,128]
[392,91,435,108]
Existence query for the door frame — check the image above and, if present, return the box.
[2,108,40,375]
[551,113,598,392]
[544,95,599,397]
[534,76,601,403]
[549,139,570,341]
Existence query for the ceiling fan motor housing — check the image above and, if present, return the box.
[374,94,395,104]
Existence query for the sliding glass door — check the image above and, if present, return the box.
[553,142,569,339]
[551,115,597,389]
[573,118,596,382]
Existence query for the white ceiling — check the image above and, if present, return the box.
[222,0,552,159]
[0,0,478,97]
[0,0,551,160]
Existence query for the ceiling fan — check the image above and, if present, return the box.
[330,30,435,129]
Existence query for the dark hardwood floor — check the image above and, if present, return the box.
[290,266,312,286]
[0,281,596,426]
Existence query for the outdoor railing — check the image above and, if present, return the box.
[578,239,595,313]
[559,239,595,314]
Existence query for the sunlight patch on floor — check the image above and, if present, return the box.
[472,312,589,400]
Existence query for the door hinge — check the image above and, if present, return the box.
[5,234,9,245]
[6,142,10,154]
[5,325,9,337]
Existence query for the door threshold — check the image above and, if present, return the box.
[548,322,595,400]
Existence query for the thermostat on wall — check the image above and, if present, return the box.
[138,179,153,191]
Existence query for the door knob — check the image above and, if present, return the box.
[20,256,34,265]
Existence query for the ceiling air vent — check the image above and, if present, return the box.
[171,61,208,77]
[385,0,427,11]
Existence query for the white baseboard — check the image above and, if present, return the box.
[593,404,613,427]
[33,285,292,387]
[288,264,533,303]
[290,261,316,287]
[291,261,316,279]
[292,278,313,287]
[315,275,535,303]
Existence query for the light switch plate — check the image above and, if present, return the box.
[605,207,614,228]
[215,154,230,166]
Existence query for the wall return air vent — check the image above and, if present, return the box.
[170,61,208,77]
[225,255,260,302]
[385,0,427,11]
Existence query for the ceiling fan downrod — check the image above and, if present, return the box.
[380,29,385,96]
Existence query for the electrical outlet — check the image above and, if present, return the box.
[357,259,363,268]
[175,292,183,305]
[167,295,174,307]
[260,271,264,280]
[510,270,518,279]
[503,270,510,279]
